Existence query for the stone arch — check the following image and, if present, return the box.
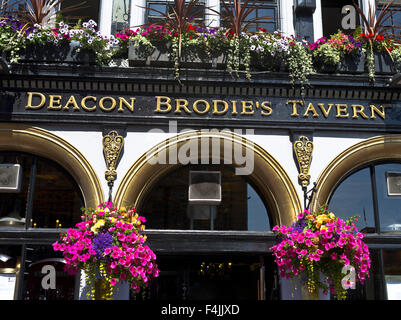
[0,123,104,207]
[115,130,301,226]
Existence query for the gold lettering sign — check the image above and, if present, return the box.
[23,92,389,121]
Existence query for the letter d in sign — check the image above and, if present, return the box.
[41,265,56,290]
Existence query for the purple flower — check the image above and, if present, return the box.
[92,232,113,260]
[291,218,306,233]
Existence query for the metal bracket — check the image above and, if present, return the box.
[102,130,124,202]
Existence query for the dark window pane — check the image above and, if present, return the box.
[374,163,401,232]
[220,1,277,32]
[383,249,401,300]
[342,249,385,300]
[247,184,270,231]
[329,167,375,232]
[0,153,32,229]
[23,245,76,300]
[60,0,100,24]
[321,0,360,36]
[31,158,84,229]
[141,165,271,231]
[146,0,205,25]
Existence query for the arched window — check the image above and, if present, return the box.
[0,152,84,229]
[0,151,85,300]
[329,162,401,233]
[140,164,271,231]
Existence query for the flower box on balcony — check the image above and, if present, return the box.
[19,41,96,65]
[128,42,172,67]
[128,41,226,70]
[338,52,395,74]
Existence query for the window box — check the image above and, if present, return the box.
[128,42,226,69]
[338,52,395,74]
[251,52,281,72]
[19,41,96,65]
[128,42,172,67]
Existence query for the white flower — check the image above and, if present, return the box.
[82,22,88,28]
[250,45,256,51]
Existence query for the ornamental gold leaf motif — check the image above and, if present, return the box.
[103,130,124,183]
[294,136,313,188]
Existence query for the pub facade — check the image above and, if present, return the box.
[0,0,401,300]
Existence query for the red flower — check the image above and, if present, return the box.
[258,27,267,32]
[368,33,374,38]
[376,34,384,41]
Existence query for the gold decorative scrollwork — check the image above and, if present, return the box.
[103,130,124,183]
[294,136,313,188]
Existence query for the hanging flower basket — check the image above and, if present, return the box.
[271,206,371,300]
[53,202,159,300]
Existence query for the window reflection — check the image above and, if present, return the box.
[141,165,271,231]
[146,0,206,26]
[0,245,21,300]
[0,154,31,229]
[111,0,131,34]
[220,0,277,32]
[329,167,375,232]
[377,1,401,37]
[375,163,401,232]
[31,157,83,229]
[0,152,84,230]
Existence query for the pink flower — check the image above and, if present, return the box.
[110,278,117,286]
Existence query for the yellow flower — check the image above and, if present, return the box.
[329,212,335,220]
[97,219,105,227]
